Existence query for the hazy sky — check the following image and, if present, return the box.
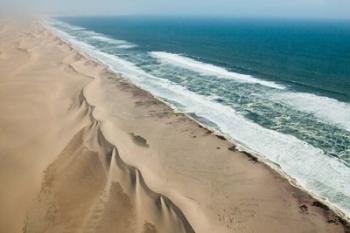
[2,0,350,19]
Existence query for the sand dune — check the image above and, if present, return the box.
[0,22,90,233]
[0,19,349,233]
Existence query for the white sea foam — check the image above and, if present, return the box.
[276,92,350,132]
[91,35,137,48]
[47,19,350,218]
[64,24,85,31]
[151,51,350,133]
[91,35,126,44]
[80,31,137,49]
[48,19,136,49]
[117,44,137,49]
[48,19,85,31]
[150,51,286,90]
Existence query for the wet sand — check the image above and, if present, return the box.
[0,19,349,233]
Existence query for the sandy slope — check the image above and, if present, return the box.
[0,19,348,233]
[0,20,91,233]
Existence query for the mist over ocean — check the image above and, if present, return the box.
[49,16,350,216]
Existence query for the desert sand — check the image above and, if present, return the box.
[0,19,349,233]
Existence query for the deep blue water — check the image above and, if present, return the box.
[59,16,350,102]
[49,16,350,216]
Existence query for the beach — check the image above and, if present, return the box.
[0,18,349,233]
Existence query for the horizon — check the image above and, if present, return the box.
[1,0,350,20]
[52,14,350,22]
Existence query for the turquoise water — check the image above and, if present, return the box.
[48,17,350,217]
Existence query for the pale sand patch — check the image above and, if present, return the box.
[0,22,91,233]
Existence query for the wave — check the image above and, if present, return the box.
[49,19,137,49]
[92,35,124,43]
[151,51,350,135]
[63,24,85,31]
[276,92,350,132]
[47,19,350,218]
[49,19,85,31]
[89,34,137,49]
[150,51,286,90]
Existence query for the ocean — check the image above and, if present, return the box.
[47,16,350,217]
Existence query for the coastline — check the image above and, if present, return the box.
[0,18,349,233]
[45,19,350,230]
[46,19,350,223]
[48,18,350,221]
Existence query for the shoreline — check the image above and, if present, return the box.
[186,113,350,223]
[0,18,349,233]
[46,19,350,229]
[45,20,350,224]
